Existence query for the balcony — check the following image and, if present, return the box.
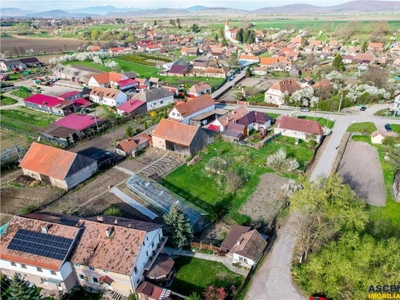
[144,237,168,271]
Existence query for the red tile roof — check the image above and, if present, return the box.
[91,72,126,85]
[270,78,300,94]
[276,116,323,135]
[152,119,199,146]
[0,215,80,271]
[19,142,94,180]
[174,94,215,117]
[117,78,138,87]
[231,230,267,262]
[53,114,102,131]
[90,86,121,99]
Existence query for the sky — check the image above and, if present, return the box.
[3,0,378,11]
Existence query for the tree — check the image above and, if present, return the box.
[125,125,134,138]
[187,292,202,300]
[237,28,244,43]
[8,274,43,300]
[191,23,200,33]
[153,20,158,26]
[91,29,99,40]
[332,54,344,72]
[294,232,400,300]
[361,41,368,53]
[360,66,389,88]
[169,19,176,27]
[245,66,252,78]
[290,174,368,262]
[163,204,193,248]
[176,18,181,29]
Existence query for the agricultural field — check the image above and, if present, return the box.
[161,137,314,223]
[0,108,57,133]
[0,37,85,54]
[66,61,112,72]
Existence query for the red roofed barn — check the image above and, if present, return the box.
[19,142,98,190]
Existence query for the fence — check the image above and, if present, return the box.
[263,132,282,146]
[190,241,220,252]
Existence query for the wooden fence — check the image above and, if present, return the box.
[190,241,220,252]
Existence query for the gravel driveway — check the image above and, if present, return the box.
[338,140,386,206]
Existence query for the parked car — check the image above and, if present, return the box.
[300,107,310,112]
[360,106,367,111]
[310,297,328,300]
[385,123,393,132]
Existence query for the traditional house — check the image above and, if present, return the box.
[167,59,190,77]
[220,225,267,268]
[152,119,211,156]
[115,133,152,157]
[0,59,26,71]
[239,54,260,64]
[312,79,333,91]
[168,94,215,124]
[87,72,128,88]
[264,78,301,106]
[259,57,278,68]
[70,216,166,297]
[368,42,384,53]
[19,142,98,190]
[0,213,82,294]
[209,106,249,132]
[89,87,128,107]
[237,111,272,131]
[274,116,323,143]
[131,86,174,111]
[117,99,147,117]
[300,76,315,88]
[353,53,375,65]
[187,82,212,98]
[221,122,247,141]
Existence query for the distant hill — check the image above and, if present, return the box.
[253,0,400,14]
[187,5,207,11]
[26,10,96,18]
[106,8,191,17]
[68,5,137,15]
[1,7,36,16]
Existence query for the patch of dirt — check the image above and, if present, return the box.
[338,140,386,206]
[239,173,289,223]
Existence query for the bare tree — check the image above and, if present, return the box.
[361,66,389,88]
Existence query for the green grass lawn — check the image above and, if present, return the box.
[351,135,400,237]
[10,89,32,99]
[65,61,111,72]
[346,122,377,133]
[0,108,56,133]
[112,58,159,77]
[390,124,400,134]
[301,116,335,129]
[0,94,18,106]
[161,138,313,222]
[159,76,224,88]
[171,256,244,296]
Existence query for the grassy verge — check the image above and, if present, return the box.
[65,61,111,72]
[170,256,244,296]
[10,89,32,99]
[346,122,377,133]
[390,124,400,134]
[159,75,224,88]
[0,94,18,106]
[300,116,335,129]
[161,138,313,222]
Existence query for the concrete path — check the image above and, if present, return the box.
[164,247,249,277]
[110,186,158,220]
[0,90,25,110]
[113,165,134,176]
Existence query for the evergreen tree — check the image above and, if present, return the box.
[8,274,42,300]
[169,19,176,27]
[332,54,344,72]
[163,204,193,248]
[361,40,368,53]
[237,28,244,44]
[176,18,181,29]
[153,20,158,26]
[125,125,134,138]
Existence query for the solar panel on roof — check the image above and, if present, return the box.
[7,229,74,261]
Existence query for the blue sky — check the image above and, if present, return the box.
[4,0,368,11]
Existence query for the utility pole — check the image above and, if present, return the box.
[337,86,343,113]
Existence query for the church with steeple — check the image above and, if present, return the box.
[224,20,238,43]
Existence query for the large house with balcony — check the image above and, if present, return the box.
[0,212,168,298]
[89,87,128,107]
[168,94,215,124]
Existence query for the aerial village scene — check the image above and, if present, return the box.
[0,1,400,300]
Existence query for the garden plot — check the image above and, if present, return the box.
[338,141,386,206]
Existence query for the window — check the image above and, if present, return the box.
[88,266,94,271]
[146,236,149,241]
[51,271,56,275]
[146,251,148,257]
[136,279,141,285]
[21,264,27,269]
[92,277,98,283]
[160,101,163,104]
[11,262,16,266]
[74,263,81,267]
[102,270,108,273]
[36,267,43,272]
[134,267,138,274]
[79,274,84,279]
[143,241,145,246]
[40,278,46,284]
[151,241,154,248]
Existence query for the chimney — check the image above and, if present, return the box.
[106,226,114,238]
[114,219,118,225]
[41,224,51,234]
[97,216,104,222]
[127,224,132,228]
[141,88,145,94]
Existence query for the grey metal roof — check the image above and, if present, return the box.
[133,86,173,103]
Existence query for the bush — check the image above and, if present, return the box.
[383,136,400,145]
[103,206,122,216]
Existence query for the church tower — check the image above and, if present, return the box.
[224,20,231,40]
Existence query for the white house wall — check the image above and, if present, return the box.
[146,96,174,111]
[265,89,284,106]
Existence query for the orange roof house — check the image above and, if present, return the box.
[169,94,215,124]
[88,72,128,88]
[19,142,98,190]
[152,119,209,156]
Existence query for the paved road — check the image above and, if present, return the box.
[239,103,400,300]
